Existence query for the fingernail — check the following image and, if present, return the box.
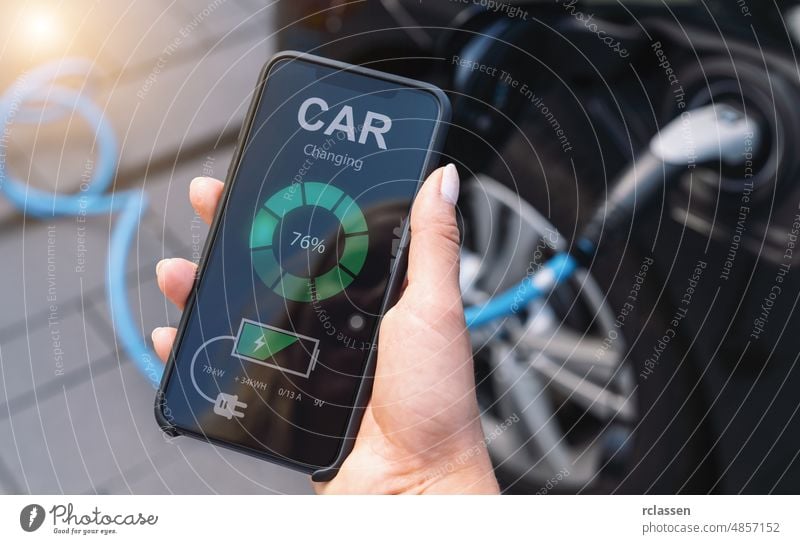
[440,163,460,205]
[151,327,165,342]
[156,259,168,276]
[190,177,210,200]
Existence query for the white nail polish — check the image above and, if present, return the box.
[440,163,460,205]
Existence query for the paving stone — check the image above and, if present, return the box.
[100,437,313,494]
[0,212,164,333]
[81,0,205,71]
[0,149,39,222]
[0,310,114,411]
[139,147,233,257]
[6,106,107,201]
[0,356,172,493]
[90,272,183,360]
[98,30,273,173]
[0,457,20,493]
[175,0,272,40]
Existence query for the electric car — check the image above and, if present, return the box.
[276,0,800,493]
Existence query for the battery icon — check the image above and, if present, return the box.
[232,319,320,378]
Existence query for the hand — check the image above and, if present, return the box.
[152,165,499,494]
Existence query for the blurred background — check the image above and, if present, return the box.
[3,0,800,494]
[0,0,315,494]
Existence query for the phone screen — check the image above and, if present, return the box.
[160,56,445,469]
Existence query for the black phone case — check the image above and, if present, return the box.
[155,50,452,483]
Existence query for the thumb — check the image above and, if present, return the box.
[405,164,462,304]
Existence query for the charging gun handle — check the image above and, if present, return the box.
[576,104,758,258]
[578,152,682,254]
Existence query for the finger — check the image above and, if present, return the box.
[156,258,197,310]
[151,327,177,363]
[405,164,462,304]
[189,176,225,225]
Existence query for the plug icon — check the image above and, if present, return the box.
[213,392,247,420]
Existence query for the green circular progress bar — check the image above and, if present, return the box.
[249,182,368,302]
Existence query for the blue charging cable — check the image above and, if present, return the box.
[0,59,161,388]
[464,252,578,329]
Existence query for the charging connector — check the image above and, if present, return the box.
[577,104,760,256]
[213,393,247,420]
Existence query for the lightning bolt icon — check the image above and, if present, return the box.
[28,506,38,528]
[253,334,266,351]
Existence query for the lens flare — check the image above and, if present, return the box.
[24,10,59,45]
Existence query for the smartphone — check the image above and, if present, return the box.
[155,51,450,481]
